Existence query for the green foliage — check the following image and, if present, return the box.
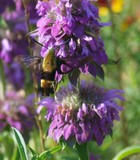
[12,127,62,160]
[12,127,29,160]
[38,146,62,160]
[113,146,140,160]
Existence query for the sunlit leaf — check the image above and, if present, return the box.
[28,146,37,156]
[31,155,39,160]
[12,127,28,160]
[113,145,140,160]
[39,146,62,160]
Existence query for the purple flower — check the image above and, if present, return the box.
[34,0,109,82]
[38,81,124,145]
[36,0,51,16]
[0,90,36,137]
[0,37,29,63]
[0,38,13,63]
[1,0,38,25]
[0,0,39,63]
[28,1,39,22]
[4,62,25,90]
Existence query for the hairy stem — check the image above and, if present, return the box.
[35,115,45,151]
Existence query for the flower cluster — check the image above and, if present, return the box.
[38,81,124,145]
[1,0,38,24]
[0,90,35,138]
[0,0,38,63]
[0,0,39,90]
[35,0,109,81]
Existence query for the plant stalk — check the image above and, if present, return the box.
[76,143,89,160]
[22,0,45,151]
[0,60,6,100]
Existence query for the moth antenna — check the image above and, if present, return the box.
[25,36,70,52]
[33,38,70,50]
[32,38,48,48]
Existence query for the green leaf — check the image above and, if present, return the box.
[59,140,67,150]
[31,155,39,160]
[60,139,75,149]
[28,146,37,156]
[28,146,39,160]
[12,127,28,160]
[39,146,62,160]
[113,145,140,160]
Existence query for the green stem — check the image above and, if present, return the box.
[76,143,89,160]
[0,60,6,100]
[22,0,45,152]
[35,115,45,151]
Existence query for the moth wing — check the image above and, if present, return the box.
[18,55,43,73]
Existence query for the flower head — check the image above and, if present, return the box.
[0,90,35,138]
[38,81,124,145]
[35,0,109,82]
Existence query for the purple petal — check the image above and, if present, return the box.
[77,108,84,120]
[73,25,84,38]
[92,122,104,145]
[51,23,62,38]
[55,71,63,82]
[63,123,74,140]
[82,103,89,115]
[18,105,28,115]
[53,129,63,142]
[96,103,107,118]
[38,97,56,114]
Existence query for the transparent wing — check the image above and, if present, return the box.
[18,55,43,73]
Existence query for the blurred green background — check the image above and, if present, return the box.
[89,0,140,159]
